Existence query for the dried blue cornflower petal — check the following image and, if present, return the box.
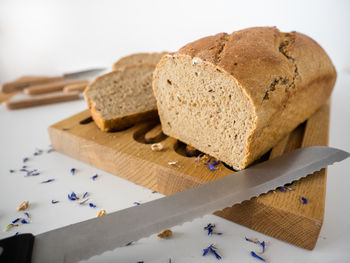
[83,192,89,198]
[152,190,157,194]
[23,157,29,163]
[79,198,89,205]
[250,251,266,262]
[89,203,96,208]
[125,241,133,246]
[22,165,27,169]
[277,186,286,193]
[70,168,76,175]
[300,196,308,204]
[92,174,98,180]
[68,192,79,201]
[51,200,59,204]
[21,219,29,224]
[212,160,221,166]
[204,223,215,235]
[245,237,266,253]
[204,158,220,171]
[25,169,39,176]
[33,149,43,156]
[10,169,15,173]
[47,148,55,153]
[261,241,265,253]
[20,168,28,172]
[41,179,55,183]
[24,212,30,219]
[12,218,21,224]
[202,244,221,260]
[15,232,19,236]
[133,202,141,206]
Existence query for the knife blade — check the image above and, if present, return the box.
[1,68,106,93]
[0,146,348,263]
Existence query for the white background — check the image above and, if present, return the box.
[1,0,350,262]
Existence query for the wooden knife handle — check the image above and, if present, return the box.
[23,80,88,95]
[5,92,80,110]
[1,76,64,93]
[63,81,89,93]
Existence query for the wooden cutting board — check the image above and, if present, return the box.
[48,102,330,250]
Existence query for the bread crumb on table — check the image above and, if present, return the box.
[157,229,173,238]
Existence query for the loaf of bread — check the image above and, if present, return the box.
[112,52,168,71]
[153,27,336,170]
[84,63,158,131]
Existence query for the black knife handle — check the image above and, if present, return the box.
[0,234,34,263]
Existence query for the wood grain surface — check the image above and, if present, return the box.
[48,102,330,250]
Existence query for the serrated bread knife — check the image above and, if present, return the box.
[0,146,349,263]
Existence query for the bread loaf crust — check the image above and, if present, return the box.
[153,27,336,169]
[112,52,168,71]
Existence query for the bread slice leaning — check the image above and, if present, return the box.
[112,52,167,71]
[153,27,336,170]
[84,63,158,131]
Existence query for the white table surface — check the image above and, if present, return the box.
[1,1,350,262]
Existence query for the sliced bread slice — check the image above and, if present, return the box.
[112,52,167,71]
[84,63,158,131]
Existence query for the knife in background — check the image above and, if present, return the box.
[0,146,349,263]
[1,68,106,94]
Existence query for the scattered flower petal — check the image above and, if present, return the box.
[204,158,220,171]
[89,203,96,208]
[23,157,29,163]
[51,200,59,204]
[245,237,266,253]
[83,192,89,198]
[277,186,286,193]
[47,147,55,153]
[70,168,76,175]
[250,251,266,262]
[204,223,222,235]
[9,169,15,173]
[24,212,30,219]
[68,192,79,201]
[21,219,29,224]
[133,202,141,206]
[15,232,19,236]
[300,196,308,204]
[33,149,43,156]
[202,244,221,260]
[79,198,89,205]
[92,174,98,181]
[12,218,21,224]
[41,179,55,183]
[125,241,133,246]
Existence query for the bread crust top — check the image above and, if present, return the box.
[177,27,336,107]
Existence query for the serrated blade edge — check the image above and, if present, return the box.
[32,146,349,263]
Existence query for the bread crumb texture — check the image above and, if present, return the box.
[153,27,336,170]
[85,64,158,131]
